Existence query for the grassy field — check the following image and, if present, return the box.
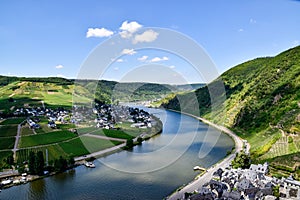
[0,117,25,125]
[59,138,90,157]
[77,127,98,135]
[91,129,137,140]
[57,123,76,129]
[0,125,17,137]
[20,125,34,136]
[116,122,145,133]
[19,131,77,148]
[35,124,55,134]
[0,137,16,150]
[80,136,123,153]
[16,136,123,164]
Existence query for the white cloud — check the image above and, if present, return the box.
[137,55,148,62]
[86,28,114,38]
[133,29,159,44]
[150,56,169,62]
[120,21,142,33]
[121,48,137,55]
[114,67,119,71]
[250,18,257,24]
[120,31,132,39]
[238,28,244,32]
[169,65,175,69]
[119,21,142,38]
[55,64,64,69]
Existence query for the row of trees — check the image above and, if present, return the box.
[28,151,75,175]
[28,151,45,175]
[54,156,75,172]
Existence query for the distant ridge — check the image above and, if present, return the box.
[0,75,204,113]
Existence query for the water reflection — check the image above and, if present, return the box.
[29,179,46,199]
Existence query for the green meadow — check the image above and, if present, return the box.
[0,137,15,150]
[0,125,18,137]
[19,131,77,148]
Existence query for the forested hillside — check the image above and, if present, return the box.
[162,46,300,178]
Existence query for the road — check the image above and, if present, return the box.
[12,123,23,160]
[74,143,126,162]
[167,111,244,200]
[0,170,19,179]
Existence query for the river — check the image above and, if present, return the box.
[0,108,234,200]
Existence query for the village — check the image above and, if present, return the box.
[12,102,154,131]
[185,162,300,200]
[0,102,157,190]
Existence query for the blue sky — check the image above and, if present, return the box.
[0,0,299,83]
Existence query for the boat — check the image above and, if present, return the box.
[193,166,206,171]
[88,162,95,168]
[1,179,12,185]
[85,161,95,168]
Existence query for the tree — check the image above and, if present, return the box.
[54,156,68,172]
[137,137,143,145]
[6,155,14,166]
[231,152,251,169]
[60,156,68,170]
[68,157,75,166]
[36,151,45,175]
[125,139,134,149]
[28,151,45,175]
[8,97,14,102]
[28,151,36,174]
[288,136,293,143]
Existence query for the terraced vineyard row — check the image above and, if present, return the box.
[260,136,300,160]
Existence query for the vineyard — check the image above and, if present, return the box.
[16,145,68,165]
[259,135,300,160]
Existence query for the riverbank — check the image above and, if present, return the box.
[74,115,163,162]
[0,166,78,190]
[165,109,247,200]
[0,115,163,191]
[0,108,236,199]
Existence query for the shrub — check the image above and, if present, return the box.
[288,136,293,143]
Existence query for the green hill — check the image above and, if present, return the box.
[0,76,203,115]
[162,46,300,178]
